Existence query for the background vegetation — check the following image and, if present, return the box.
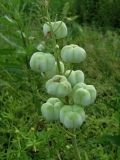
[0,0,120,159]
[50,0,120,29]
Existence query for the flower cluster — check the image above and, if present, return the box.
[30,21,97,129]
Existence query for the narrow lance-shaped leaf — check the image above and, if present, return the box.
[0,33,20,48]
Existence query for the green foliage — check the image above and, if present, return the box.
[73,0,120,29]
[52,0,120,29]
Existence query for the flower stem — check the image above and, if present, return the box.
[65,63,74,78]
[72,129,81,160]
[55,47,61,74]
[59,125,81,160]
[45,4,61,75]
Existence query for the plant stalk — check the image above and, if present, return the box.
[72,129,81,160]
[45,3,61,75]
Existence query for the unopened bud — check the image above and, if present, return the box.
[30,127,35,131]
[55,44,59,49]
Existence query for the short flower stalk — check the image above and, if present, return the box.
[72,130,81,160]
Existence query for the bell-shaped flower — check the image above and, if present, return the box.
[65,70,84,86]
[46,75,72,97]
[60,105,85,129]
[73,82,97,106]
[43,21,67,39]
[61,44,86,63]
[41,98,63,121]
[30,52,55,72]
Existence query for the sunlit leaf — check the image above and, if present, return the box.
[66,16,79,22]
[0,33,19,48]
[4,15,15,24]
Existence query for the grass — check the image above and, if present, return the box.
[0,1,120,160]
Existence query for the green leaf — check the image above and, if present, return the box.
[4,15,15,24]
[66,16,79,22]
[62,2,70,17]
[0,2,14,16]
[4,66,25,76]
[0,33,19,48]
[0,17,15,28]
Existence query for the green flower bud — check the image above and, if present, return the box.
[45,61,65,78]
[37,41,45,51]
[73,88,91,106]
[73,82,86,91]
[60,105,85,129]
[60,105,72,123]
[43,21,67,39]
[61,44,86,63]
[41,98,63,121]
[46,75,72,97]
[64,112,83,129]
[55,44,59,49]
[84,85,97,104]
[73,83,97,105]
[30,52,55,72]
[65,70,84,86]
